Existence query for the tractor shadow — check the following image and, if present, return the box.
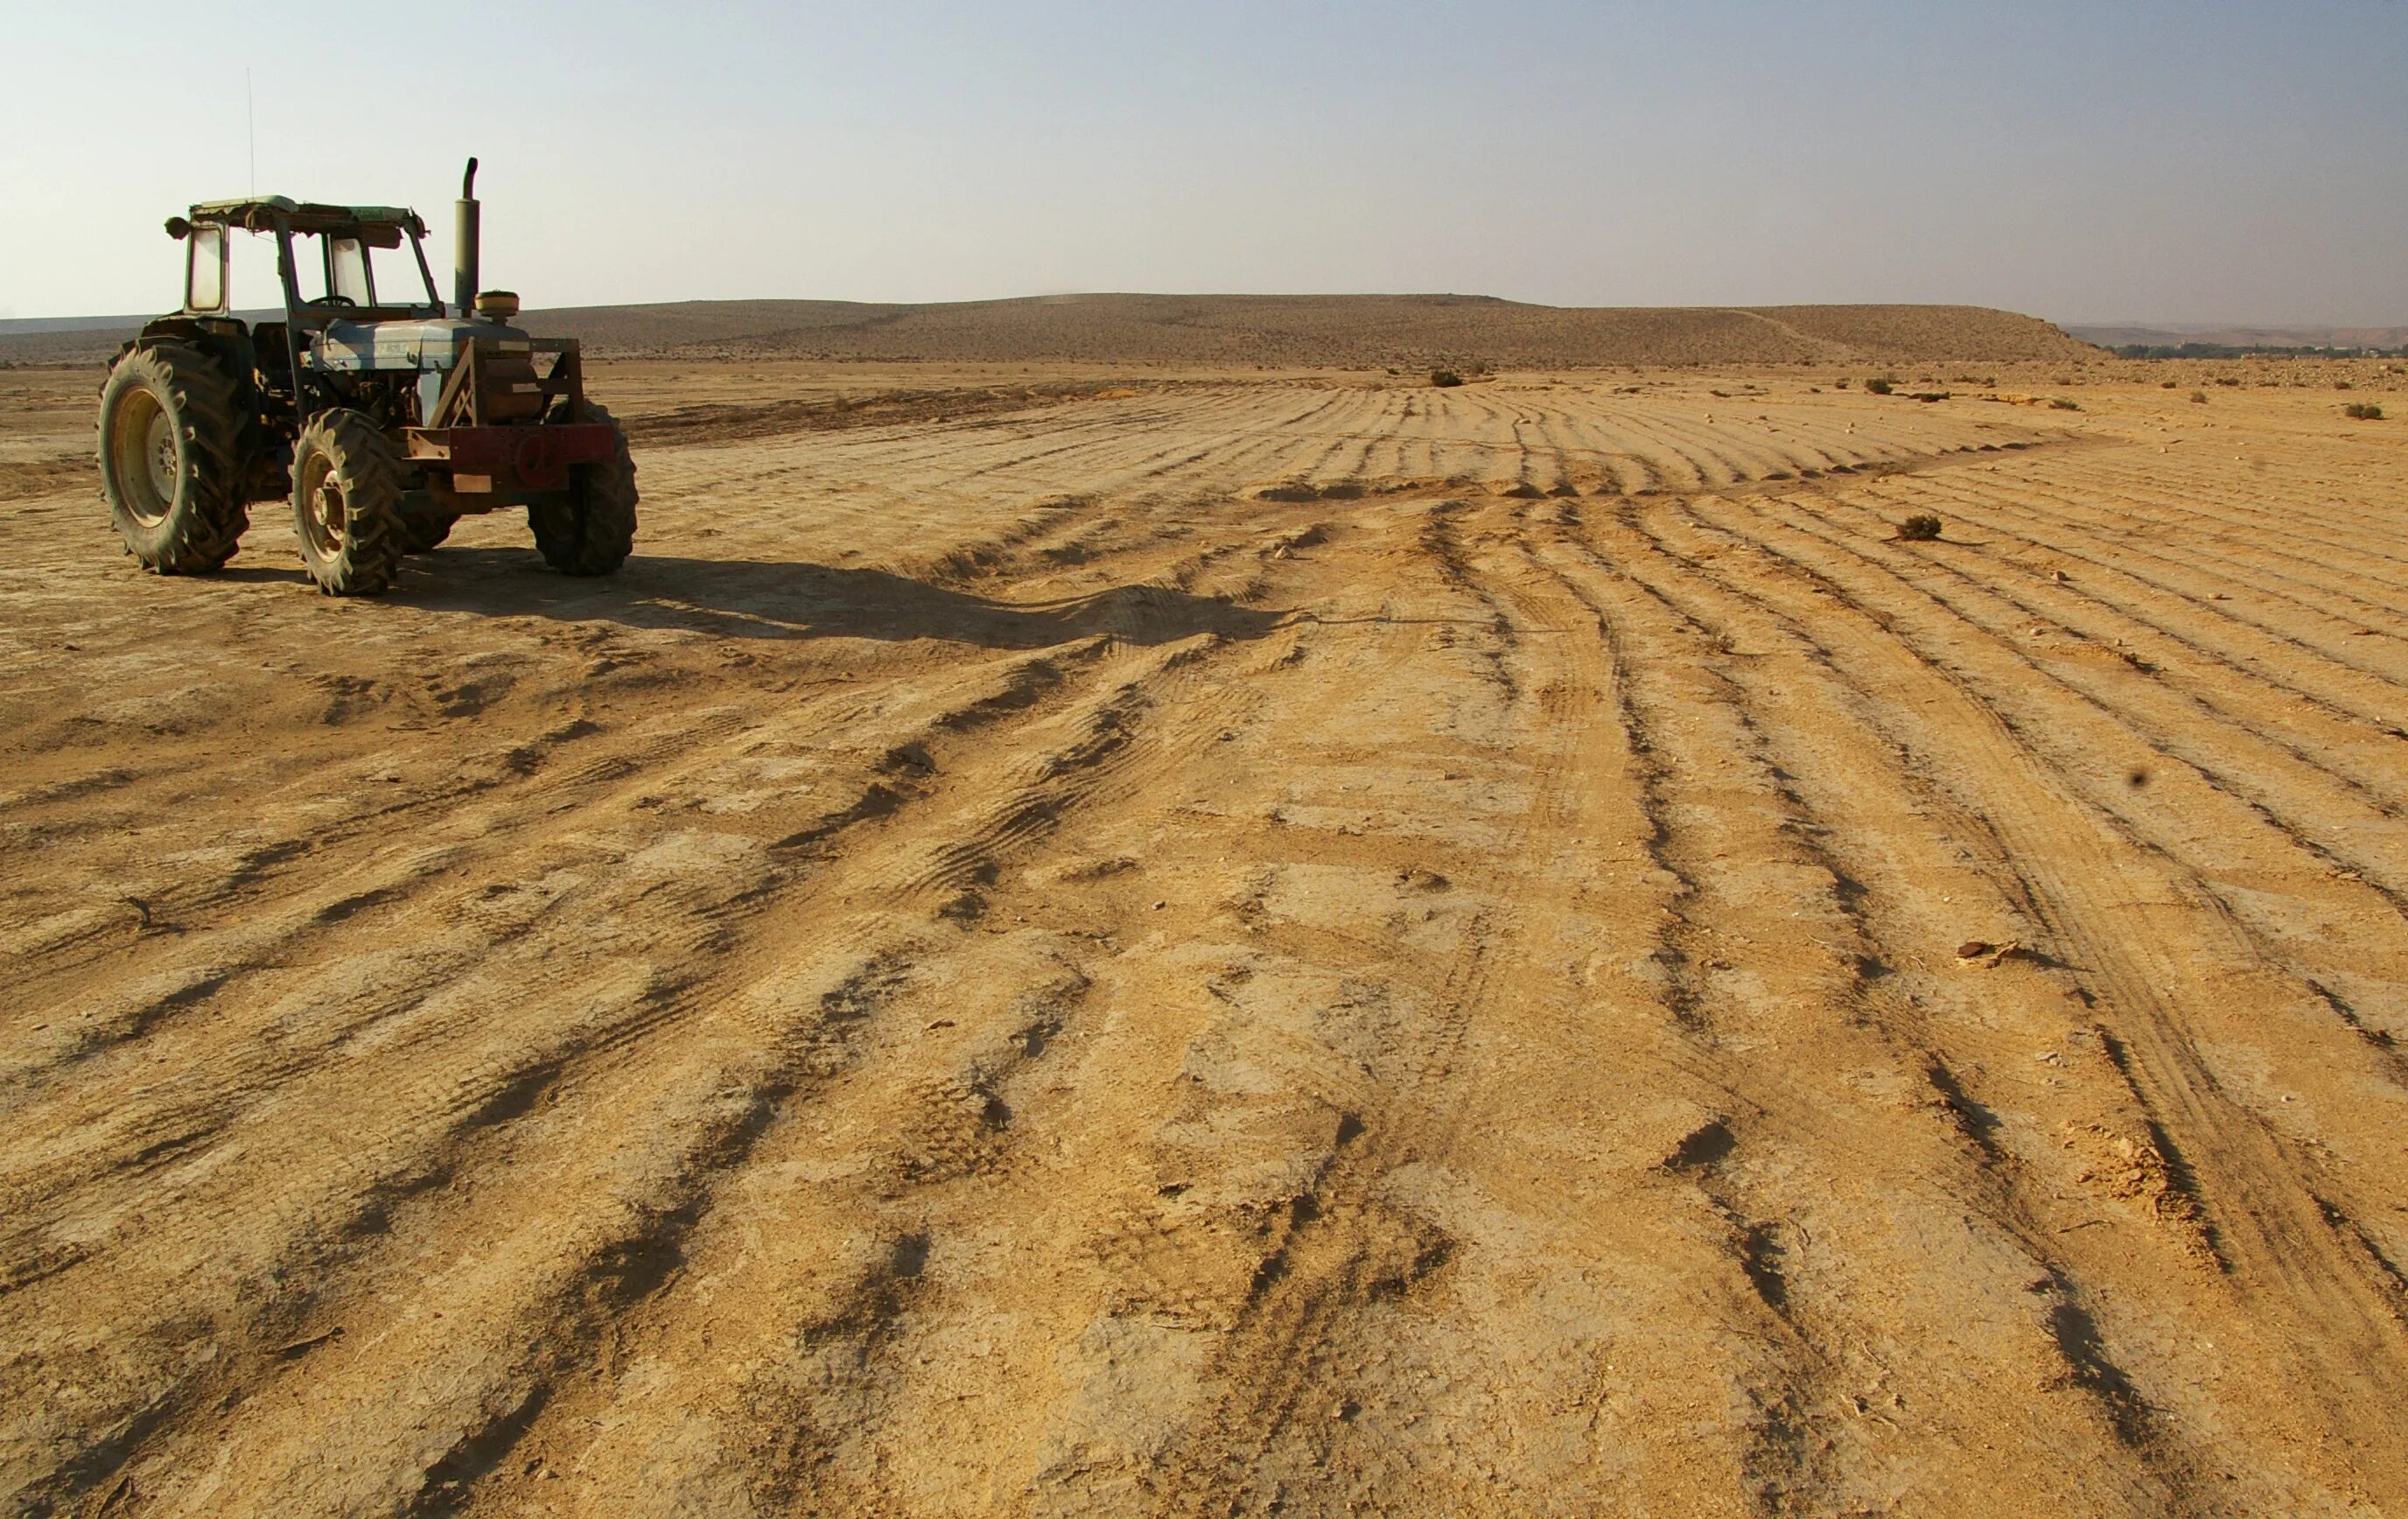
[400,548,1290,650]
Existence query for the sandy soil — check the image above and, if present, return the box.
[3,357,2406,1516]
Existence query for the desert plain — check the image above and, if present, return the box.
[2,299,2405,1516]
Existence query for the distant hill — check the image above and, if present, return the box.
[4,295,2096,368]
[528,296,2095,367]
[2067,322,2408,354]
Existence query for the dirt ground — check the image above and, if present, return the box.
[3,357,2405,1516]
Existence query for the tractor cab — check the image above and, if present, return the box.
[173,197,444,320]
[160,197,551,426]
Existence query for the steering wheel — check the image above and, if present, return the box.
[309,294,360,308]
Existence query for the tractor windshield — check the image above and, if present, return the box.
[289,228,438,312]
[370,237,439,308]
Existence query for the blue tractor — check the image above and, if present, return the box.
[95,159,636,595]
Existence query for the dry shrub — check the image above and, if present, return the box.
[1865,376,1894,396]
[1898,514,1943,541]
[1431,369,1465,388]
[2343,402,2384,420]
[2050,397,2082,411]
[2189,390,2208,403]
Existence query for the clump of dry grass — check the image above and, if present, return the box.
[1898,514,1943,542]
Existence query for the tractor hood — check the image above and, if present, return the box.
[312,317,534,373]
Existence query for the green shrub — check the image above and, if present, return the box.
[1431,369,1465,388]
[1898,514,1943,542]
[1865,377,1894,396]
[2343,402,2384,420]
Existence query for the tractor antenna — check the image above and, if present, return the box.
[245,70,256,195]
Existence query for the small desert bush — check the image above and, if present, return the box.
[2343,402,2384,420]
[2335,380,2354,391]
[2050,397,2082,411]
[1865,376,1894,396]
[1898,514,1943,542]
[1431,369,1465,388]
[2216,376,2241,387]
[2189,390,2208,403]
[2160,380,2179,389]
[1834,377,1852,388]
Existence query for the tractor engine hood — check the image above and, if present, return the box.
[312,317,534,373]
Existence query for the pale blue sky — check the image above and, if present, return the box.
[4,1,2404,323]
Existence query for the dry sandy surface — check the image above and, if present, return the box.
[3,356,2406,1516]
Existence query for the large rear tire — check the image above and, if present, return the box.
[290,410,407,596]
[95,343,250,572]
[530,402,637,577]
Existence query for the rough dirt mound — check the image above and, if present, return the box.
[2,295,2095,368]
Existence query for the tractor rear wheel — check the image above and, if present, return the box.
[96,342,251,572]
[530,402,638,577]
[290,410,408,596]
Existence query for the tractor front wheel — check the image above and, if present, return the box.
[290,410,408,596]
[401,510,457,554]
[530,402,638,577]
[95,342,251,572]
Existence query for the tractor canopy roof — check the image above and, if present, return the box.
[188,197,427,243]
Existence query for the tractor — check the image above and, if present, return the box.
[95,158,636,595]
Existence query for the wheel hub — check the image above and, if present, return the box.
[108,387,173,528]
[144,410,178,502]
[312,476,348,540]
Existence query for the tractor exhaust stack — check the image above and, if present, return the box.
[453,157,480,319]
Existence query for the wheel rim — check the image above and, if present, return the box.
[298,450,346,556]
[109,388,172,527]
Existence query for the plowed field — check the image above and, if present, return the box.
[4,361,2405,1516]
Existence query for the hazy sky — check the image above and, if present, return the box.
[5,1,2404,324]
